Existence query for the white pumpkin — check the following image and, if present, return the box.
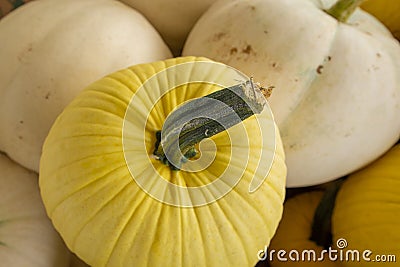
[0,0,172,172]
[183,0,400,187]
[119,0,215,55]
[0,153,70,267]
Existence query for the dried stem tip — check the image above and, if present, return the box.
[153,78,273,170]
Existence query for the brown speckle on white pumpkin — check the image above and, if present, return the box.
[212,32,227,41]
[316,65,324,74]
[230,47,238,55]
[242,44,254,54]
[17,43,33,63]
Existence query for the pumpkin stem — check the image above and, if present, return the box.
[153,78,272,170]
[310,178,345,249]
[325,0,365,22]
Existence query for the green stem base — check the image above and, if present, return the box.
[310,178,345,248]
[325,0,365,22]
[153,79,270,170]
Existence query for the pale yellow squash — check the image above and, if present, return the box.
[39,56,287,267]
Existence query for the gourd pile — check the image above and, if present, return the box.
[0,0,399,266]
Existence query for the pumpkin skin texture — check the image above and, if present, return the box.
[267,191,339,267]
[39,57,287,267]
[182,0,400,187]
[119,0,215,56]
[361,0,400,39]
[332,144,400,266]
[0,0,172,173]
[0,153,70,267]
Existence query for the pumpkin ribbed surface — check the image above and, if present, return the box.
[39,56,286,267]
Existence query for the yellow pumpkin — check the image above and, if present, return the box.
[0,153,70,267]
[361,0,400,39]
[332,144,400,266]
[267,191,339,267]
[39,56,287,267]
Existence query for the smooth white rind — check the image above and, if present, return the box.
[0,0,172,172]
[183,0,400,187]
[0,153,70,267]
